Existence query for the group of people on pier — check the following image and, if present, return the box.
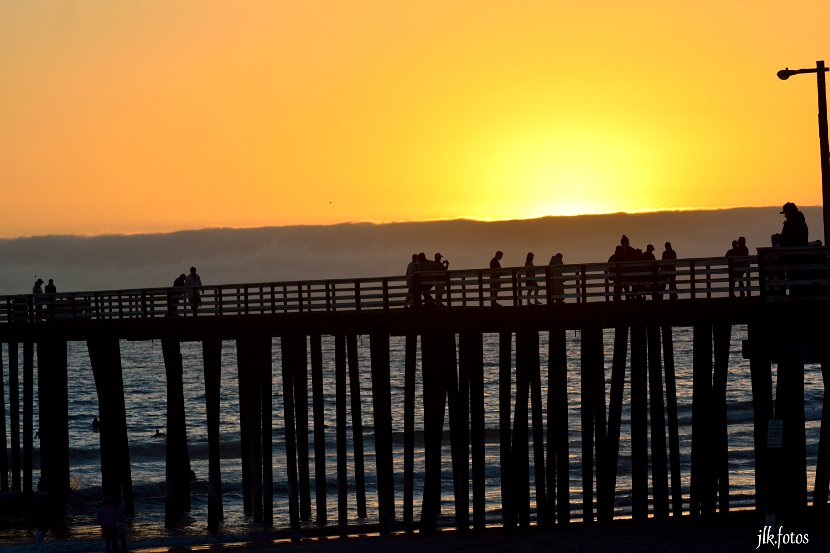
[167,266,203,316]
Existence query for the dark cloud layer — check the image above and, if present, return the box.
[0,207,819,295]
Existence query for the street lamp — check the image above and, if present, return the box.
[777,60,830,246]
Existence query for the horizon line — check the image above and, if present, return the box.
[1,204,815,241]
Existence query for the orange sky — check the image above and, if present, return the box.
[1,1,829,238]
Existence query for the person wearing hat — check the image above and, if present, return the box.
[32,278,44,295]
[773,202,808,247]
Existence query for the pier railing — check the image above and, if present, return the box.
[4,248,830,323]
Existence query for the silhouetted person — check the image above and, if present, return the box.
[168,273,187,316]
[549,253,565,303]
[524,252,541,304]
[643,244,655,261]
[662,242,678,300]
[154,428,165,437]
[92,416,101,431]
[735,236,750,297]
[415,252,435,307]
[609,236,636,300]
[726,239,738,296]
[32,278,44,320]
[405,253,418,307]
[44,279,56,294]
[432,253,449,305]
[490,251,504,306]
[773,202,808,247]
[185,266,202,315]
[617,234,636,261]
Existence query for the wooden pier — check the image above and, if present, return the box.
[1,247,829,534]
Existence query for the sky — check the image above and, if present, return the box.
[1,1,829,238]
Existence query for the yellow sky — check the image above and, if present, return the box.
[1,1,828,237]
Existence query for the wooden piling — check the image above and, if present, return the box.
[0,343,8,492]
[291,336,312,522]
[527,331,548,526]
[712,323,731,513]
[444,332,468,531]
[747,323,773,515]
[691,323,713,517]
[279,335,300,528]
[38,338,70,520]
[419,333,448,534]
[602,326,628,524]
[547,329,570,526]
[310,334,328,525]
[647,325,669,520]
[21,342,33,498]
[580,326,604,525]
[814,358,830,509]
[370,333,395,532]
[629,324,648,521]
[775,341,807,518]
[334,335,348,526]
[8,342,23,495]
[257,337,273,527]
[346,334,368,519]
[460,331,486,530]
[661,326,682,516]
[88,337,133,513]
[513,331,531,527]
[498,331,515,528]
[237,340,253,516]
[403,334,417,528]
[161,337,191,527]
[202,338,224,530]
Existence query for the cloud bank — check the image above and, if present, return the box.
[0,207,820,295]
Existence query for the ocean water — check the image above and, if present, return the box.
[0,325,825,549]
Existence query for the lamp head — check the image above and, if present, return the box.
[777,68,793,80]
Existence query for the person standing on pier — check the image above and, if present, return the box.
[185,266,202,316]
[489,250,504,306]
[734,236,750,297]
[662,242,678,300]
[772,202,808,247]
[45,279,56,294]
[432,252,449,305]
[524,252,541,304]
[405,253,417,307]
[549,252,565,302]
[32,278,43,295]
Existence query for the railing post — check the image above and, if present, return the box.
[141,291,148,318]
[382,279,390,311]
[325,282,332,312]
[477,270,484,307]
[581,265,588,303]
[706,264,712,299]
[298,283,303,314]
[544,267,552,305]
[512,268,520,306]
[690,261,696,300]
[355,281,361,311]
